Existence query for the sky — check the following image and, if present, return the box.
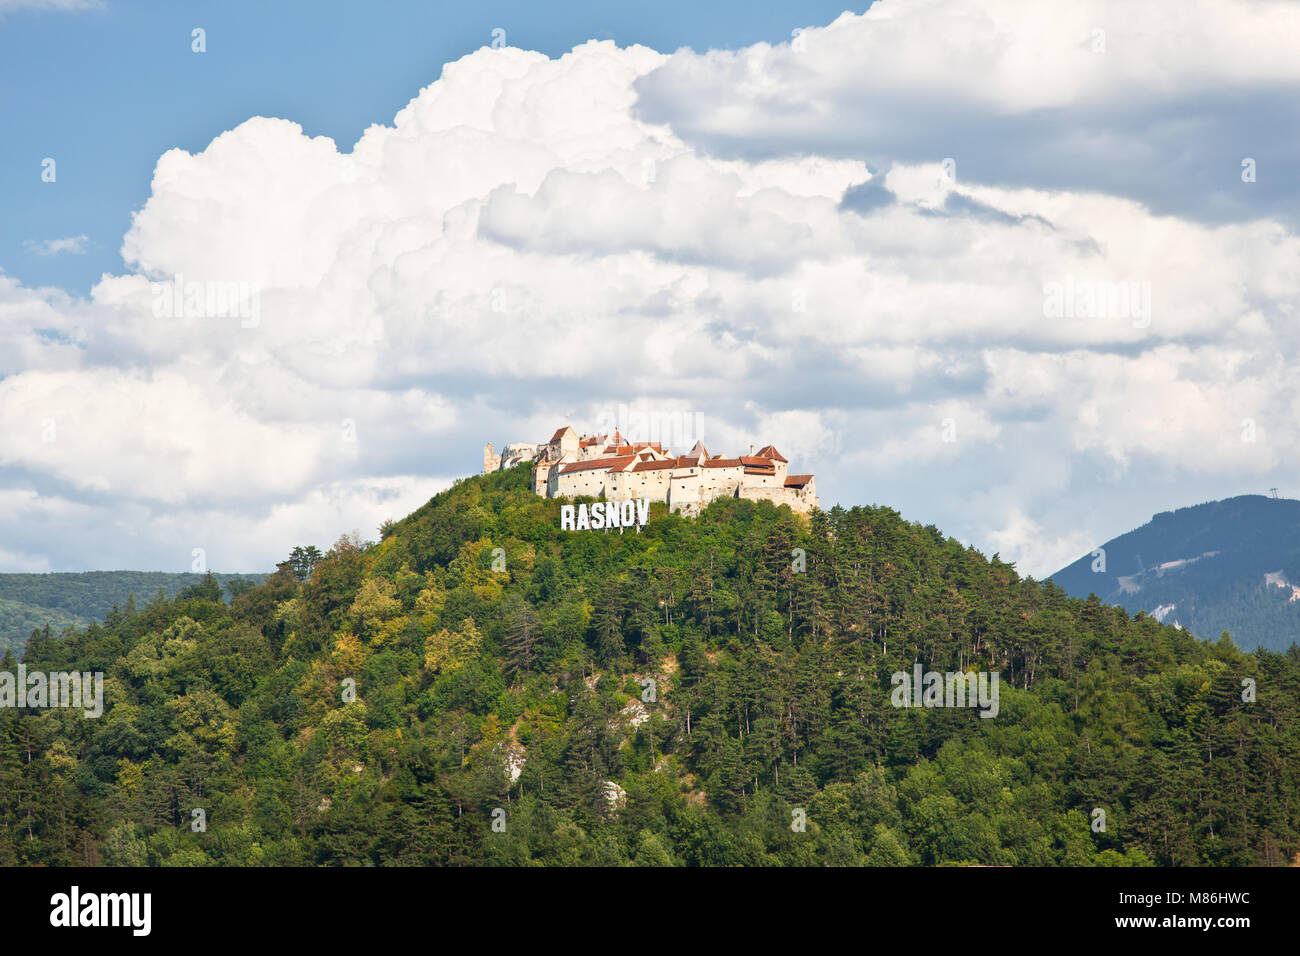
[1,0,1298,578]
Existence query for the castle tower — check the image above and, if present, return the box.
[483,442,501,474]
[532,461,550,495]
[756,444,789,478]
[548,425,580,461]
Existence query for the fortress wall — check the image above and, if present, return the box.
[739,486,800,509]
[668,472,701,512]
[700,466,743,497]
[555,469,613,499]
[610,470,673,501]
[736,484,818,513]
[502,429,817,513]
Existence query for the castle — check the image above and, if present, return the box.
[484,426,818,515]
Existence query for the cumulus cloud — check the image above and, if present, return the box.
[635,0,1300,228]
[2,6,1300,577]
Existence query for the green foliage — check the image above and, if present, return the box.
[0,571,265,655]
[4,469,1298,867]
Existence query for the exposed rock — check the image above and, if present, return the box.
[600,780,627,811]
[502,742,526,786]
[621,698,650,728]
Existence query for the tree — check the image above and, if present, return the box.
[503,600,541,680]
[288,545,324,581]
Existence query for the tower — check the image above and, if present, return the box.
[533,461,552,496]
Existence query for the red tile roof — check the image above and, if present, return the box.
[538,429,811,490]
[559,455,636,474]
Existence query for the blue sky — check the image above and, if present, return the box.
[2,0,1299,582]
[1,0,864,294]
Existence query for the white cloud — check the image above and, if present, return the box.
[2,13,1300,577]
[23,235,89,257]
[636,0,1300,227]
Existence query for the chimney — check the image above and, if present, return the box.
[749,444,754,456]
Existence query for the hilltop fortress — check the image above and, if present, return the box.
[484,426,818,515]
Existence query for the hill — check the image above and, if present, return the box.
[0,571,267,655]
[1048,495,1300,652]
[3,466,1297,867]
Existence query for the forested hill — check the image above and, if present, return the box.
[0,571,266,655]
[5,465,1298,867]
[1049,495,1300,652]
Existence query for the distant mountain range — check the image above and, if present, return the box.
[0,571,266,655]
[1049,495,1300,652]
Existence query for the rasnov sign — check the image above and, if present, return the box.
[560,500,650,531]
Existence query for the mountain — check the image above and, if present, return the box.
[0,571,266,655]
[3,466,1297,867]
[1048,495,1300,652]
